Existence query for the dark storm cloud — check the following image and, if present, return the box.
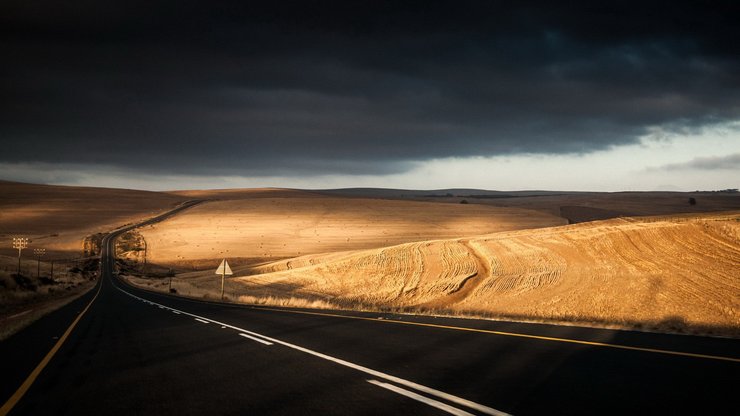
[1,1,739,176]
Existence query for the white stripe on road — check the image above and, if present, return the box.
[367,379,474,416]
[234,327,510,416]
[116,285,509,416]
[194,318,210,324]
[239,333,274,346]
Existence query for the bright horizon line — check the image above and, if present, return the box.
[2,178,735,195]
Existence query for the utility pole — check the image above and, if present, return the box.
[34,248,46,277]
[12,237,28,276]
[50,259,55,281]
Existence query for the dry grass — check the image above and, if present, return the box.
[453,191,740,221]
[5,181,738,337]
[0,262,96,340]
[138,196,564,266]
[0,180,187,254]
[316,189,740,221]
[0,281,95,341]
[157,211,740,336]
[456,213,740,330]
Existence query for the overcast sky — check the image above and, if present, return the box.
[1,1,738,191]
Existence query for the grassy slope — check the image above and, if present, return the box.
[147,211,739,336]
[0,180,187,254]
[138,196,565,266]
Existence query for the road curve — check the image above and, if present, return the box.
[1,201,739,415]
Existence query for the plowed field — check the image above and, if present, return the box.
[143,212,739,335]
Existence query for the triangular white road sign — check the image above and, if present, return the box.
[215,259,233,275]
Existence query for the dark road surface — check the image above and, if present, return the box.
[2,203,739,415]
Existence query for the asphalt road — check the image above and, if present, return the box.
[2,204,739,415]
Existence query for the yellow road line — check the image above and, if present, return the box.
[252,306,740,363]
[0,281,102,416]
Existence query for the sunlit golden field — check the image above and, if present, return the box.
[248,212,737,334]
[2,181,739,336]
[129,192,740,336]
[137,196,565,265]
[0,180,186,254]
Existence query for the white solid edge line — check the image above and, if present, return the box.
[115,284,509,416]
[367,379,474,416]
[194,318,210,324]
[239,333,274,346]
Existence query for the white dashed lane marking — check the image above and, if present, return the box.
[117,285,508,416]
[239,333,274,346]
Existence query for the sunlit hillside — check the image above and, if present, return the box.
[138,196,565,266]
[137,211,740,335]
[0,180,186,254]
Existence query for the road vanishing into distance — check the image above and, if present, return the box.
[1,203,739,415]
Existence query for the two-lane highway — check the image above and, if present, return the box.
[2,204,739,415]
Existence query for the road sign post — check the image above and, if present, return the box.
[215,259,233,300]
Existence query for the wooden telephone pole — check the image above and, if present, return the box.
[12,237,28,275]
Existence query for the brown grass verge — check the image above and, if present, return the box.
[0,280,96,341]
[120,273,739,339]
[126,211,740,339]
